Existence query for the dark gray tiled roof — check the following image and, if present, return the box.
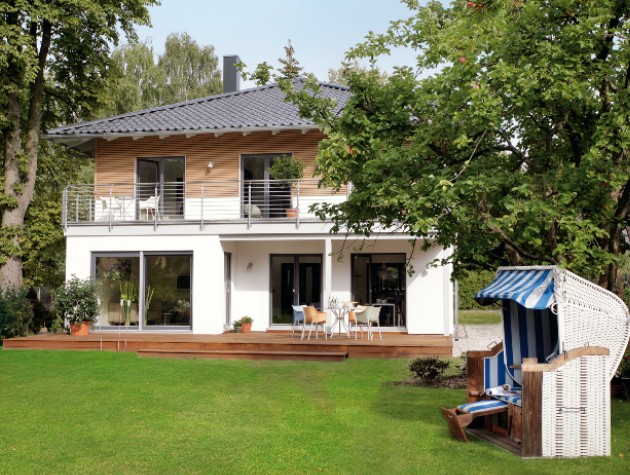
[47,82,350,139]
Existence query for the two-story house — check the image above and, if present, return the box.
[46,56,453,336]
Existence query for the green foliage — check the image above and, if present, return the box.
[616,351,630,379]
[268,155,305,183]
[327,60,388,86]
[239,316,253,324]
[282,0,630,292]
[97,33,222,116]
[0,287,34,339]
[277,40,303,80]
[239,40,304,86]
[119,281,137,302]
[238,60,273,87]
[457,270,498,309]
[28,290,55,334]
[22,142,84,288]
[0,0,156,288]
[408,356,450,384]
[52,276,99,325]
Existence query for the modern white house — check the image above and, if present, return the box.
[45,57,454,337]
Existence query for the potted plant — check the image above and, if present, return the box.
[268,155,304,218]
[232,319,242,333]
[239,316,253,333]
[53,276,99,336]
[119,281,137,326]
[177,299,191,318]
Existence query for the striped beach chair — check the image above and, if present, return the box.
[443,266,630,457]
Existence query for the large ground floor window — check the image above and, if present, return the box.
[270,254,322,325]
[94,252,192,330]
[351,254,406,328]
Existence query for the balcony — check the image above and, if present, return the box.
[62,179,349,229]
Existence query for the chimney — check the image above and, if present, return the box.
[223,55,241,93]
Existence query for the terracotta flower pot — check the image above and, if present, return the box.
[70,321,90,336]
[241,322,252,333]
[286,208,298,219]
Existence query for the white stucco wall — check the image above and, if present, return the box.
[66,232,453,336]
[65,234,226,334]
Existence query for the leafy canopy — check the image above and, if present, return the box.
[283,0,630,290]
[98,32,222,116]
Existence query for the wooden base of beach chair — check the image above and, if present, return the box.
[441,407,473,442]
[441,400,509,443]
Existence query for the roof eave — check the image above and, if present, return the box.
[44,124,322,149]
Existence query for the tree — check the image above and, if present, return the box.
[238,40,305,87]
[283,0,630,295]
[99,41,163,116]
[0,0,156,288]
[277,40,303,80]
[327,61,388,86]
[22,142,85,288]
[158,32,222,103]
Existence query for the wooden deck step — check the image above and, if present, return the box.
[137,348,348,362]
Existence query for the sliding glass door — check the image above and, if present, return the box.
[93,252,192,330]
[270,255,322,325]
[94,255,141,328]
[351,254,406,328]
[144,254,192,327]
[241,154,291,218]
[137,157,185,219]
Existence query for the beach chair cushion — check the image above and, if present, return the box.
[457,399,508,414]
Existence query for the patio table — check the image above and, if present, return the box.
[325,305,354,338]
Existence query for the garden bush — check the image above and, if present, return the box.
[408,356,450,384]
[0,287,34,341]
[456,270,498,309]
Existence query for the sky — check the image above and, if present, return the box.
[134,0,421,88]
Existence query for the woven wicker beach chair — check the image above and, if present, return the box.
[442,266,630,457]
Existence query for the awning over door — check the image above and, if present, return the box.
[474,268,555,310]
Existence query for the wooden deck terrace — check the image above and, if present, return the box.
[2,331,453,361]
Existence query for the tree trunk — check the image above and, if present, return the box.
[0,19,50,289]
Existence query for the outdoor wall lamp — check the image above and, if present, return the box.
[207,161,214,169]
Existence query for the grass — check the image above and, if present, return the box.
[1,351,629,474]
[457,309,502,325]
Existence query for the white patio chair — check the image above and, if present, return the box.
[355,305,382,341]
[139,195,159,220]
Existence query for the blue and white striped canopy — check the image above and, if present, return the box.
[474,268,556,310]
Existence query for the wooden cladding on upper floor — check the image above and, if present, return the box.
[95,130,325,186]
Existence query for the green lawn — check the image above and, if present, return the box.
[458,309,502,325]
[1,351,628,474]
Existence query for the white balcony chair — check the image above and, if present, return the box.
[139,195,159,220]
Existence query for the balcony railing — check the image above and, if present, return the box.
[62,179,349,229]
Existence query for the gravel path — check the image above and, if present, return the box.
[452,323,502,357]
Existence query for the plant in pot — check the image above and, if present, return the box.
[53,276,99,336]
[176,299,191,321]
[232,319,242,333]
[119,281,137,326]
[268,155,304,218]
[239,316,253,333]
